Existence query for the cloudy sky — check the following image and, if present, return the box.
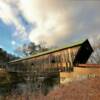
[0,0,100,55]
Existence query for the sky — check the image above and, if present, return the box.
[0,0,100,56]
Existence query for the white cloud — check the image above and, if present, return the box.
[11,40,16,45]
[0,0,28,40]
[0,0,19,26]
[1,0,100,47]
[18,0,100,46]
[18,0,72,46]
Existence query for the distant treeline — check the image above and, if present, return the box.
[0,48,19,62]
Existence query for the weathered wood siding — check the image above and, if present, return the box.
[9,46,80,74]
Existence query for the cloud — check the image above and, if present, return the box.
[18,0,72,45]
[1,0,100,48]
[11,40,16,45]
[0,0,32,41]
[0,0,20,27]
[18,0,100,46]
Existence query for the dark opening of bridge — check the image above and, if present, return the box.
[73,39,93,65]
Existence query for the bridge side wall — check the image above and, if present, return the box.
[9,46,80,74]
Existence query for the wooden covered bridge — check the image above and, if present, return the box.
[0,39,94,94]
[6,39,93,84]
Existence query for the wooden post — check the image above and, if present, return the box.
[68,48,73,72]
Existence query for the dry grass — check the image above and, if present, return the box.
[1,76,100,100]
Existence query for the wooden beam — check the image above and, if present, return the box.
[76,64,100,68]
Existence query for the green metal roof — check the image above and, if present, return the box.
[8,39,87,63]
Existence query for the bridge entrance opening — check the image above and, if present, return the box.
[73,40,93,65]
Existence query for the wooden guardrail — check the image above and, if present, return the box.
[77,64,100,68]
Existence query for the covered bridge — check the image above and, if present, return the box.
[7,39,93,92]
[8,39,93,73]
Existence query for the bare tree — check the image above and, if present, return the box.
[15,41,49,56]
